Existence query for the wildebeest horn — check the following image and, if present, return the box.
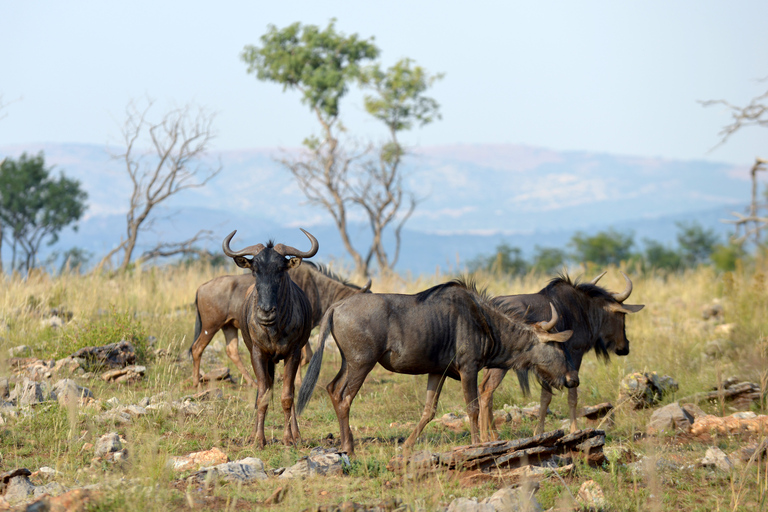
[274,228,319,259]
[222,230,265,258]
[537,303,559,331]
[611,271,633,302]
[589,271,607,285]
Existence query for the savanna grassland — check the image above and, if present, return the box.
[0,260,767,511]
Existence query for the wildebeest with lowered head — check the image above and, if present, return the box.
[222,228,318,448]
[296,279,577,456]
[189,262,371,388]
[477,271,644,440]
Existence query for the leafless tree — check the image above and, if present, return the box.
[97,99,221,272]
[704,84,768,244]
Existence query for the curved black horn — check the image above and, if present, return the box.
[589,271,607,285]
[274,228,319,259]
[611,271,633,302]
[222,230,265,258]
[537,303,559,331]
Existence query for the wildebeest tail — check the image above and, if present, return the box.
[515,369,531,397]
[189,291,202,356]
[296,309,333,415]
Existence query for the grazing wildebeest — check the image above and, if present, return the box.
[222,228,318,448]
[189,262,371,388]
[296,280,577,456]
[477,271,644,440]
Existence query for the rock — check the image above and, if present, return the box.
[8,345,32,358]
[94,433,122,458]
[577,480,607,511]
[691,413,768,438]
[149,391,172,404]
[647,402,694,433]
[701,446,734,472]
[121,405,147,417]
[619,372,678,408]
[42,316,64,329]
[169,447,229,472]
[95,410,132,424]
[731,440,768,465]
[446,497,496,512]
[280,447,350,479]
[487,486,543,512]
[201,367,231,382]
[9,378,51,406]
[186,388,224,402]
[188,457,268,485]
[22,488,99,512]
[33,480,66,498]
[71,340,136,370]
[714,323,736,335]
[0,468,31,492]
[701,301,724,320]
[51,379,93,407]
[4,475,36,505]
[0,378,8,399]
[101,365,145,383]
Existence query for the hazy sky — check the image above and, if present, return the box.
[2,1,768,165]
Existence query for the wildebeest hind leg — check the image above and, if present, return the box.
[535,387,553,435]
[222,326,256,388]
[478,368,507,442]
[190,327,217,389]
[403,373,446,449]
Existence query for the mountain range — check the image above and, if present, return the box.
[0,142,756,274]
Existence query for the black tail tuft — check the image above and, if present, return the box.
[296,310,333,415]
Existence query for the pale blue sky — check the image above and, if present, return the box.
[2,1,768,165]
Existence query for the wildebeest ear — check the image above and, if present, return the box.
[537,329,572,343]
[607,302,644,314]
[287,257,302,269]
[233,256,252,269]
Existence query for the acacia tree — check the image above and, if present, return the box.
[0,153,87,273]
[97,99,220,272]
[242,21,442,277]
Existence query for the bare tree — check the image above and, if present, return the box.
[704,84,768,244]
[97,99,221,272]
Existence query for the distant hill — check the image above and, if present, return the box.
[0,142,753,274]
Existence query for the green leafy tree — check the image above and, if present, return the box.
[470,242,529,276]
[0,152,87,273]
[242,21,441,277]
[642,239,683,271]
[531,246,567,274]
[710,242,746,272]
[569,228,635,266]
[676,221,719,267]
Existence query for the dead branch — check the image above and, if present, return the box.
[138,229,213,262]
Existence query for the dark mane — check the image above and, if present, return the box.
[302,261,363,289]
[266,240,275,249]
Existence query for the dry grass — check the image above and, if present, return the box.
[0,259,767,511]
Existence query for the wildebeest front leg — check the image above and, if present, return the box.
[281,352,302,446]
[478,368,507,442]
[568,386,579,433]
[223,325,257,388]
[535,386,553,435]
[250,352,274,448]
[460,368,481,444]
[403,373,446,449]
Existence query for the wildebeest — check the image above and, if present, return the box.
[222,228,318,447]
[189,262,371,388]
[477,271,644,440]
[296,280,577,456]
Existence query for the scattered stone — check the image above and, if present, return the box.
[32,480,66,499]
[94,433,122,458]
[280,447,350,479]
[52,357,84,376]
[5,474,37,505]
[577,480,607,511]
[51,379,93,407]
[446,486,543,512]
[701,300,724,320]
[619,372,678,408]
[188,457,268,485]
[730,440,768,465]
[169,447,229,472]
[71,340,136,370]
[714,323,736,335]
[9,377,52,406]
[21,488,100,512]
[8,345,32,358]
[691,412,768,439]
[647,402,695,434]
[101,365,146,383]
[201,367,232,383]
[121,405,147,417]
[701,446,734,472]
[0,468,32,493]
[95,409,132,425]
[183,388,224,402]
